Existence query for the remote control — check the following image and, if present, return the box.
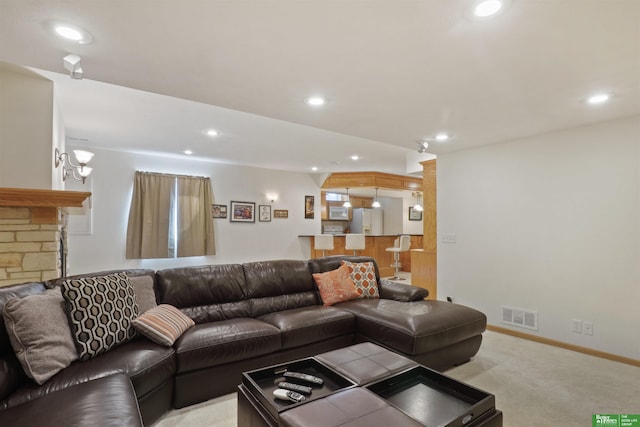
[273,389,306,403]
[283,371,324,385]
[278,381,312,395]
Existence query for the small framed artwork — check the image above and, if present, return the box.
[305,195,315,219]
[408,207,423,221]
[212,204,227,219]
[259,205,271,222]
[230,201,255,223]
[274,209,289,219]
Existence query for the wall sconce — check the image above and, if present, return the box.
[266,192,278,203]
[413,192,424,212]
[55,148,94,183]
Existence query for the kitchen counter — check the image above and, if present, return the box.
[299,234,423,277]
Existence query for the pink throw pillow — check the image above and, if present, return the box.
[312,264,360,305]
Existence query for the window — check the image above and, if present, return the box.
[126,172,215,259]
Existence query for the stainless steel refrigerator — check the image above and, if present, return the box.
[350,208,383,235]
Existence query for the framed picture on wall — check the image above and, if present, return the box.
[274,209,288,218]
[259,205,271,222]
[408,206,423,221]
[212,204,227,219]
[230,201,255,223]
[305,195,314,219]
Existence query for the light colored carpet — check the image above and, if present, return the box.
[153,331,639,427]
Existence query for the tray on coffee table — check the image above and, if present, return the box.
[366,365,496,427]
[242,357,356,421]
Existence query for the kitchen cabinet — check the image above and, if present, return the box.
[320,191,328,220]
[349,196,373,209]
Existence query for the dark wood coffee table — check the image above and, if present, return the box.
[237,343,502,427]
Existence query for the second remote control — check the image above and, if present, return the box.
[283,371,324,385]
[278,381,312,394]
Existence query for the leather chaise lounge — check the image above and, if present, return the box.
[0,256,487,426]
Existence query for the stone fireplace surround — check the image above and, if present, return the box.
[0,188,91,287]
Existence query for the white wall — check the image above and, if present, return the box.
[66,146,321,274]
[0,63,55,189]
[438,116,640,360]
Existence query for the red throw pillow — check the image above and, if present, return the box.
[312,264,360,305]
[341,260,380,299]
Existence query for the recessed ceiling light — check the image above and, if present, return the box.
[351,155,359,161]
[48,21,93,44]
[206,129,219,137]
[306,96,326,106]
[473,0,503,17]
[435,133,450,142]
[586,93,611,105]
[311,166,318,171]
[184,150,193,155]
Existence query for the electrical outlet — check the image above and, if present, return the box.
[583,322,593,336]
[572,319,582,333]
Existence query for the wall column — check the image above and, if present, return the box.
[410,159,437,299]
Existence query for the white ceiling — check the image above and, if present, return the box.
[1,0,638,176]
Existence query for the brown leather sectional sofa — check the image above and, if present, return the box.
[0,256,487,426]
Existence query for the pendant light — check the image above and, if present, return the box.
[413,192,424,212]
[343,187,352,208]
[372,187,381,208]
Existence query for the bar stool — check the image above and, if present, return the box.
[345,233,365,256]
[385,235,411,280]
[314,234,334,257]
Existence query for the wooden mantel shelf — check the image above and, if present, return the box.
[0,187,91,208]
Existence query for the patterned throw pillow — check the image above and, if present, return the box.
[133,304,195,346]
[62,273,139,361]
[312,264,360,306]
[341,261,380,299]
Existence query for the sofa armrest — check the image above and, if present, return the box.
[0,374,143,427]
[378,279,428,301]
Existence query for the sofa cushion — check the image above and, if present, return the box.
[336,299,487,356]
[129,275,157,313]
[258,306,356,350]
[0,374,143,427]
[1,338,175,410]
[312,264,360,306]
[341,260,379,299]
[174,319,281,373]
[133,304,195,346]
[2,288,78,385]
[243,260,320,317]
[62,272,139,361]
[156,264,251,322]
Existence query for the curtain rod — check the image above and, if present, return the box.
[136,171,209,179]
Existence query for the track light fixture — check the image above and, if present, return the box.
[55,148,94,183]
[63,54,83,79]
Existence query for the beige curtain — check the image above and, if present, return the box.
[176,176,215,257]
[125,172,174,259]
